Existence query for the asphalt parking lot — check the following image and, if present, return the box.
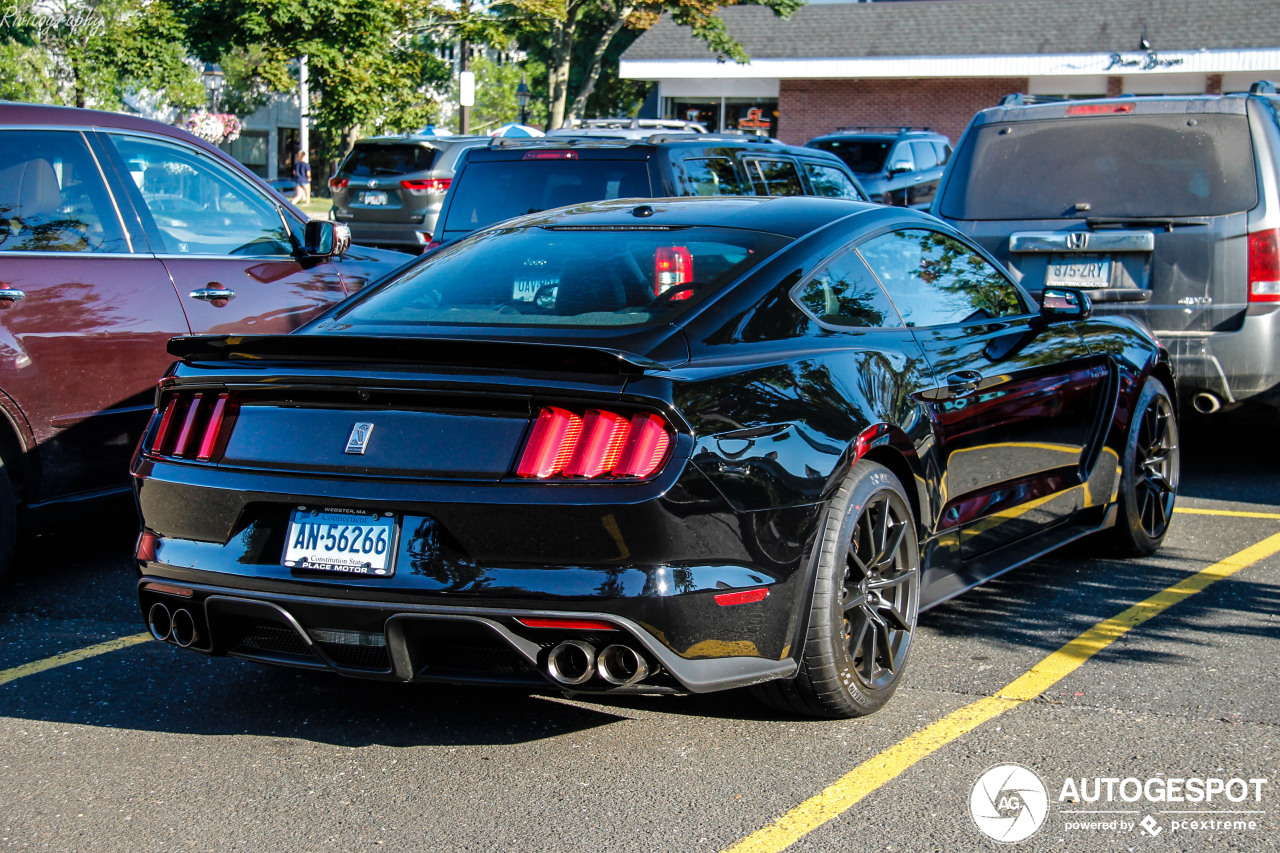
[0,415,1276,853]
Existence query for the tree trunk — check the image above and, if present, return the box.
[547,1,581,130]
[567,1,632,123]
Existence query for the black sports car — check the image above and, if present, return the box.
[131,197,1179,718]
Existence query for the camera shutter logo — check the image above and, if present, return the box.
[970,764,1050,843]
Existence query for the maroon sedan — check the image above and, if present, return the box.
[0,103,410,582]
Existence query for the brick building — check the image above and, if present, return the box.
[620,0,1280,146]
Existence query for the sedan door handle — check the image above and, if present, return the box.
[0,289,26,304]
[947,370,982,395]
[190,286,236,303]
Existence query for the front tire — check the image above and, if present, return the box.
[1105,377,1180,556]
[754,461,920,718]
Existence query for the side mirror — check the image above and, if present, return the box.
[1039,286,1092,322]
[888,161,913,176]
[303,220,351,258]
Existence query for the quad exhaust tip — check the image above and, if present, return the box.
[597,644,650,686]
[147,603,172,642]
[171,609,199,648]
[546,640,597,686]
[1192,392,1221,414]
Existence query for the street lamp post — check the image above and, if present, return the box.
[516,76,531,127]
[201,63,225,111]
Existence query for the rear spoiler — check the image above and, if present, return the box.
[167,334,670,375]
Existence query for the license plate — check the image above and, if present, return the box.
[512,277,556,302]
[1046,254,1111,288]
[361,191,388,205]
[283,508,397,576]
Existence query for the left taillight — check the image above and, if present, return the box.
[146,391,236,462]
[515,406,673,481]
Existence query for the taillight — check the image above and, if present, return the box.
[522,150,578,160]
[400,178,451,195]
[148,392,236,462]
[1248,228,1280,303]
[655,246,693,299]
[329,177,349,191]
[515,407,673,480]
[1065,103,1134,116]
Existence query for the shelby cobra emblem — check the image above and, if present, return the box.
[345,422,374,455]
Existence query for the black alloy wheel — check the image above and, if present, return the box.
[1105,377,1180,556]
[754,460,920,718]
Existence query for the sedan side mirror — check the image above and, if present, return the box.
[303,220,352,258]
[1039,286,1092,321]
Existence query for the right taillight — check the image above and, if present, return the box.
[515,407,672,480]
[1248,228,1280,303]
[329,177,349,191]
[147,391,236,462]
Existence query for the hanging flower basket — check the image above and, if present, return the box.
[187,111,242,144]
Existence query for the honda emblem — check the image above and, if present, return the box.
[1066,232,1088,250]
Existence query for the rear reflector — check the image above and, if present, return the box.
[515,617,619,631]
[714,588,769,606]
[523,150,578,160]
[1248,228,1280,303]
[148,391,236,462]
[142,580,194,598]
[401,178,451,195]
[1065,103,1135,116]
[515,407,672,480]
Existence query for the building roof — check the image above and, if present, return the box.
[622,0,1280,62]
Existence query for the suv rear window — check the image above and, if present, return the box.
[939,114,1258,220]
[443,160,652,234]
[341,144,438,177]
[340,225,790,329]
[811,140,891,174]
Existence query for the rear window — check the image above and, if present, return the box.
[444,160,652,234]
[939,114,1258,220]
[811,140,891,174]
[341,144,438,177]
[338,225,790,328]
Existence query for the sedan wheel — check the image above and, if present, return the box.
[754,460,920,718]
[1104,377,1180,556]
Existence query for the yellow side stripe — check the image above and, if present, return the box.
[0,632,151,687]
[723,530,1280,853]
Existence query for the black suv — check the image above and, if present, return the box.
[806,127,951,209]
[329,134,492,251]
[934,83,1280,415]
[430,134,867,248]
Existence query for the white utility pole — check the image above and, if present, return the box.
[299,54,310,156]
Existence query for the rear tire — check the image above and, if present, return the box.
[1102,377,1180,557]
[754,461,920,718]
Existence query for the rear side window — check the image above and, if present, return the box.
[746,159,804,196]
[340,225,791,329]
[794,249,901,328]
[443,160,652,233]
[911,142,940,170]
[801,162,865,200]
[939,113,1258,220]
[812,139,891,174]
[857,229,1025,327]
[679,157,748,195]
[341,145,438,177]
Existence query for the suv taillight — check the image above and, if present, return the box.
[515,407,672,480]
[146,392,237,462]
[1248,228,1280,303]
[655,246,693,299]
[329,177,349,191]
[401,178,451,195]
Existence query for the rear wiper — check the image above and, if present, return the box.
[369,167,401,175]
[1086,217,1209,232]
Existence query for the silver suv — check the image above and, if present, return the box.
[934,82,1280,414]
[329,135,492,251]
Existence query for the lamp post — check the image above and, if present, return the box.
[516,76,531,127]
[201,63,225,111]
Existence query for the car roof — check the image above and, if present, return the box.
[480,135,844,158]
[974,92,1254,124]
[355,135,493,147]
[0,100,210,141]
[489,195,889,239]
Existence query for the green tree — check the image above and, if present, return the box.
[452,54,547,132]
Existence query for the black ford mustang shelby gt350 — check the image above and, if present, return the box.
[132,197,1179,718]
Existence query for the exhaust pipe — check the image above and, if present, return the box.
[147,603,173,642]
[597,644,650,686]
[546,640,596,686]
[1192,392,1221,414]
[170,609,199,649]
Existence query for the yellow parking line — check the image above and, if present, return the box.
[1173,507,1280,520]
[723,530,1280,853]
[0,632,151,687]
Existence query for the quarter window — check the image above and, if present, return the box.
[795,250,900,328]
[857,229,1025,327]
[801,163,865,200]
[911,142,940,171]
[0,130,127,253]
[107,134,293,256]
[746,159,804,196]
[680,157,748,196]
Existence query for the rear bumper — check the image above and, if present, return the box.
[1163,305,1280,407]
[341,219,435,249]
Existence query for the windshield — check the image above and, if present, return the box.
[338,225,791,329]
[811,140,891,174]
[342,144,438,177]
[938,113,1257,220]
[443,160,652,234]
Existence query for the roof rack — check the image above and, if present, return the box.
[999,93,1081,106]
[645,132,779,145]
[1251,80,1278,94]
[488,135,633,149]
[835,125,931,133]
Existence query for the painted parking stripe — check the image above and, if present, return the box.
[722,529,1280,853]
[1173,507,1280,520]
[0,632,150,687]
